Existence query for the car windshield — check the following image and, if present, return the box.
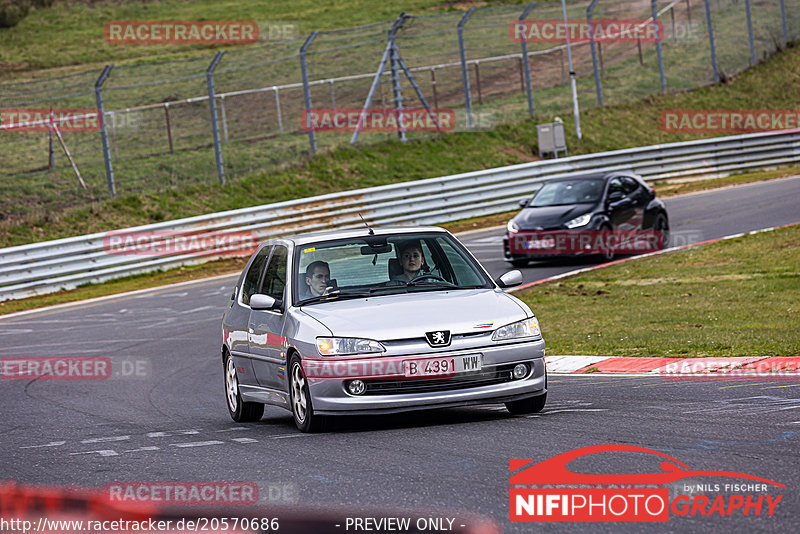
[529,179,604,207]
[293,232,492,304]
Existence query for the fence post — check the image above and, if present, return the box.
[587,0,603,106]
[457,8,475,129]
[164,103,174,153]
[48,107,55,170]
[519,2,537,116]
[274,87,283,135]
[388,20,406,142]
[779,0,789,45]
[702,0,720,83]
[206,51,225,185]
[744,0,756,65]
[651,0,666,93]
[561,0,581,139]
[94,64,115,197]
[300,31,319,153]
[430,69,439,108]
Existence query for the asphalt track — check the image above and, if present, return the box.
[1,176,799,533]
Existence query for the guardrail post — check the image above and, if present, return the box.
[744,0,756,66]
[651,0,667,93]
[300,32,319,154]
[702,0,720,83]
[95,65,115,197]
[519,2,537,116]
[206,51,226,185]
[779,0,789,45]
[586,0,603,106]
[457,8,475,129]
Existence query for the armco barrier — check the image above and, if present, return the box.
[1,129,799,302]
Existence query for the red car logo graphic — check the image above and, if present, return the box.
[510,444,785,487]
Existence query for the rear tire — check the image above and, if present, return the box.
[510,258,529,268]
[224,351,264,422]
[288,355,327,433]
[505,393,547,415]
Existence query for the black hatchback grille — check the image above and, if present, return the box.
[359,364,518,395]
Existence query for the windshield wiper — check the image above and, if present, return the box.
[297,290,373,305]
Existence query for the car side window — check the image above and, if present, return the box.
[242,246,271,306]
[262,245,288,305]
[607,177,624,195]
[621,177,639,195]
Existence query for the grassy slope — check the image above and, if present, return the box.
[1,0,526,80]
[2,40,798,248]
[516,225,800,357]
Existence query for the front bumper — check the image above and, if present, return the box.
[306,338,545,415]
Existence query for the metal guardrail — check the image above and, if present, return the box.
[1,128,799,302]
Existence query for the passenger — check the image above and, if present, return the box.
[302,261,331,298]
[394,242,426,282]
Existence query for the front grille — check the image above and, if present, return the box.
[359,363,518,395]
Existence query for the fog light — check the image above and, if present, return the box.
[348,380,366,395]
[513,363,528,379]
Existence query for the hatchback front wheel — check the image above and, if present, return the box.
[289,355,327,432]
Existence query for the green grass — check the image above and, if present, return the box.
[516,225,800,357]
[2,39,800,249]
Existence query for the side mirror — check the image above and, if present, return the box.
[518,198,529,208]
[250,293,277,310]
[496,270,523,288]
[607,190,624,204]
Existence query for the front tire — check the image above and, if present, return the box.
[598,224,615,262]
[654,213,670,249]
[506,393,547,415]
[224,351,264,422]
[288,355,327,433]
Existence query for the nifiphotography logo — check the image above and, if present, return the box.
[509,444,784,522]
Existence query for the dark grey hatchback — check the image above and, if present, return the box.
[503,172,669,266]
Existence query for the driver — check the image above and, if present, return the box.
[301,261,331,298]
[393,242,426,282]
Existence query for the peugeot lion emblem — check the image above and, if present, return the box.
[425,330,451,347]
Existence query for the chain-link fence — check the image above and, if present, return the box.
[1,0,798,222]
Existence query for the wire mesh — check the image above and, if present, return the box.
[0,0,797,224]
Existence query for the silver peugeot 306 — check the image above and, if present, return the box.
[221,226,546,432]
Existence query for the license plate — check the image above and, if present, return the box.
[402,354,482,378]
[526,238,555,250]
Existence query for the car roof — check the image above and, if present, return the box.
[276,225,450,247]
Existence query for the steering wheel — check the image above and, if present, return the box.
[411,274,451,284]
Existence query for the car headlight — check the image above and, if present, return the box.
[565,213,592,228]
[316,337,385,356]
[507,220,519,233]
[492,317,541,341]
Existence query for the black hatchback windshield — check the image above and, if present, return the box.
[529,179,604,207]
